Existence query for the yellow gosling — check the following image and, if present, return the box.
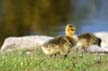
[41,24,78,57]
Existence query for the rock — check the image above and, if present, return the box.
[95,32,108,47]
[1,32,108,53]
[0,35,53,53]
[87,45,108,53]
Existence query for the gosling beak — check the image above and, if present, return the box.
[97,38,102,47]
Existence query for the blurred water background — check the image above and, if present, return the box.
[0,0,108,46]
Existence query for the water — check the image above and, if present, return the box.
[49,0,108,36]
[70,0,108,34]
[1,0,108,46]
[0,0,108,36]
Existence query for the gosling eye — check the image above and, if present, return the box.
[70,29,75,31]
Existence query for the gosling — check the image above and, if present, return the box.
[76,32,101,52]
[41,24,78,58]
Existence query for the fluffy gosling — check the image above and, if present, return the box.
[76,32,101,52]
[41,24,78,58]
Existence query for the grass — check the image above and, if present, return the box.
[0,48,108,71]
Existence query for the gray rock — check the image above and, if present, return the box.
[1,32,108,53]
[95,32,108,47]
[0,35,53,53]
[87,45,108,53]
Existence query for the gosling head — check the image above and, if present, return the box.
[65,24,76,37]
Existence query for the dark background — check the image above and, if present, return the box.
[0,0,108,46]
